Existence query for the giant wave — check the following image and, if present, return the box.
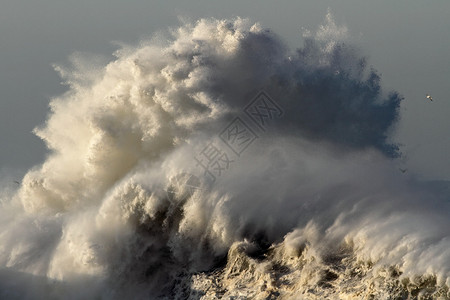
[0,13,449,299]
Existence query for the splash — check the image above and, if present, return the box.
[1,15,449,299]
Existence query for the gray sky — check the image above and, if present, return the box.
[1,0,449,180]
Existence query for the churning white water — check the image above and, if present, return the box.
[1,13,449,299]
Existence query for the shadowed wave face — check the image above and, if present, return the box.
[1,15,449,299]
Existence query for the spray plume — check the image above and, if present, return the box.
[0,14,449,299]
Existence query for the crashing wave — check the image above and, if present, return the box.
[1,14,449,299]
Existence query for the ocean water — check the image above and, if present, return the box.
[0,14,449,299]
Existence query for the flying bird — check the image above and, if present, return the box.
[13,180,20,185]
[426,94,433,102]
[399,168,407,174]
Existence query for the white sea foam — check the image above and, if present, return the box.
[0,15,449,299]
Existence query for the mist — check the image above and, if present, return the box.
[0,15,449,299]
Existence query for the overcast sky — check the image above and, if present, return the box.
[1,0,449,180]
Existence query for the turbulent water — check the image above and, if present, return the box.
[1,14,449,299]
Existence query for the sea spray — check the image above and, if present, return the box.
[1,14,449,299]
